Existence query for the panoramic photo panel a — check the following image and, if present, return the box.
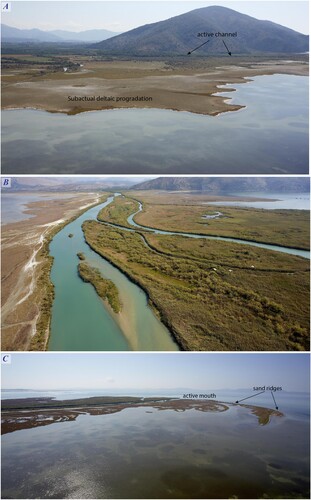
[1,1,309,174]
[1,175,309,351]
[1,352,310,499]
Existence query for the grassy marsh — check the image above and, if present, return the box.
[117,192,310,250]
[82,220,309,351]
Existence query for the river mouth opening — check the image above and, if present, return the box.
[2,391,309,500]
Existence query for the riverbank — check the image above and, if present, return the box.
[3,189,309,351]
[98,193,310,253]
[80,222,186,351]
[2,57,308,116]
[78,261,122,313]
[1,193,107,350]
[48,196,178,352]
[82,219,309,351]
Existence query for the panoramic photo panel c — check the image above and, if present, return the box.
[1,175,309,351]
[1,0,309,174]
[1,352,310,499]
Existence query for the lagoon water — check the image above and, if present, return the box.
[1,193,78,224]
[49,197,178,351]
[1,74,308,174]
[1,389,308,420]
[208,191,310,210]
[1,391,309,499]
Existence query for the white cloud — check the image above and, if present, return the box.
[106,377,115,384]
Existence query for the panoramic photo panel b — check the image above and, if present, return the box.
[1,175,309,351]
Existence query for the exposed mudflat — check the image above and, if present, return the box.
[2,57,308,115]
[1,397,283,434]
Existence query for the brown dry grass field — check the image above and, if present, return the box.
[1,55,308,115]
[83,193,309,351]
[102,192,310,250]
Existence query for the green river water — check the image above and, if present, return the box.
[48,195,309,351]
[48,197,178,351]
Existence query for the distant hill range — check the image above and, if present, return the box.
[93,5,309,56]
[1,24,120,43]
[8,177,309,194]
[132,177,310,194]
[7,177,138,192]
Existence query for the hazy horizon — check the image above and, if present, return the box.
[2,353,309,392]
[2,1,309,35]
[3,175,310,189]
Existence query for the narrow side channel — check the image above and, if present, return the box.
[126,203,310,260]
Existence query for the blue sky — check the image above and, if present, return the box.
[3,1,309,34]
[2,353,309,392]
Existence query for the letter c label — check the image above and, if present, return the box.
[2,354,11,364]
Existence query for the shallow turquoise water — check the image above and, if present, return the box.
[49,195,309,351]
[49,197,178,351]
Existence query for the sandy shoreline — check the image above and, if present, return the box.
[1,193,102,351]
[2,58,308,116]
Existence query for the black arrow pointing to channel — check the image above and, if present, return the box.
[235,391,265,404]
[271,391,279,410]
[187,39,210,55]
[222,40,232,56]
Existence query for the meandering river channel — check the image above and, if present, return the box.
[48,197,178,351]
[127,203,310,259]
[48,195,309,351]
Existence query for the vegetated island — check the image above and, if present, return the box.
[1,397,283,435]
[78,261,122,314]
[1,192,106,351]
[82,193,309,351]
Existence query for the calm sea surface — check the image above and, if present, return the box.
[1,391,309,499]
[1,74,308,174]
